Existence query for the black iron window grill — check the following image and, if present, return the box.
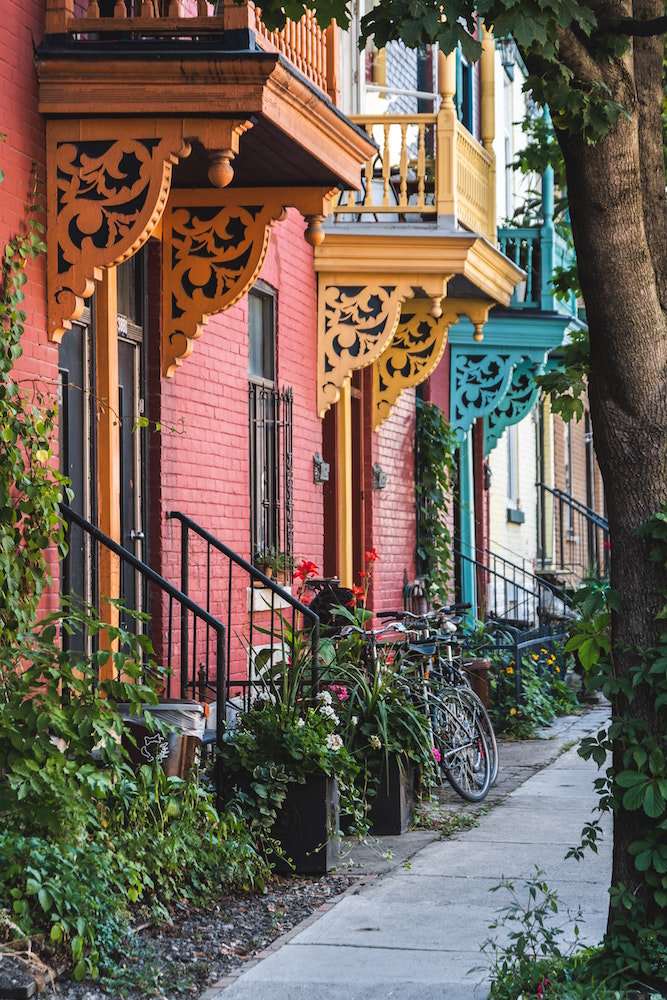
[248,382,293,580]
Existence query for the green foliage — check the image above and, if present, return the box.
[0,160,67,644]
[415,398,457,602]
[535,327,591,423]
[0,606,266,982]
[477,869,664,999]
[567,513,667,987]
[329,639,438,817]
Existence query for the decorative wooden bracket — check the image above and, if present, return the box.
[163,187,334,377]
[317,278,415,417]
[484,357,545,455]
[46,119,192,342]
[372,298,492,431]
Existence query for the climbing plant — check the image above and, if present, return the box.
[0,152,67,646]
[415,398,457,602]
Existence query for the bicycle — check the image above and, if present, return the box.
[378,606,499,790]
[335,618,492,802]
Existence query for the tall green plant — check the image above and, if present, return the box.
[415,398,457,601]
[0,150,66,645]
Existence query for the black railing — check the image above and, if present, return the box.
[60,504,228,805]
[537,483,609,584]
[166,511,319,710]
[455,545,571,629]
[61,504,227,705]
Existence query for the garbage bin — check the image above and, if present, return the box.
[118,700,207,778]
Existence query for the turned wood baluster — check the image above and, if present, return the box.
[417,123,426,207]
[382,123,391,207]
[399,122,408,207]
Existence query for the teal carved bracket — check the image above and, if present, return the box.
[449,313,579,446]
[484,357,544,455]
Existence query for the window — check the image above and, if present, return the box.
[248,285,293,572]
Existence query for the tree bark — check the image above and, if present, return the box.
[550,8,667,926]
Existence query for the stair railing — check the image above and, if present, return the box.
[537,482,609,582]
[166,512,320,710]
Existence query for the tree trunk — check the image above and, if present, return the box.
[553,19,667,927]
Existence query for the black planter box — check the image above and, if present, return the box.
[369,755,415,836]
[273,774,340,873]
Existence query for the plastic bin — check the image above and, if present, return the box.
[118,700,207,778]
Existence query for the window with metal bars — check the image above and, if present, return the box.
[248,286,293,578]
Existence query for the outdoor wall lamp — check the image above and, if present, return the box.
[372,463,388,491]
[313,453,330,484]
[497,37,516,80]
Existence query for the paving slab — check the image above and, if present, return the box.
[206,705,612,1000]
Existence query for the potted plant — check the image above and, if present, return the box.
[218,623,361,871]
[253,546,293,585]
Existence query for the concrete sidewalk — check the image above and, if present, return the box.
[206,705,611,1000]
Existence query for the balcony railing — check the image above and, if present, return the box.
[333,110,495,241]
[44,0,338,103]
[498,226,578,316]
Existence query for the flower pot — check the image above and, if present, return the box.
[464,658,491,707]
[369,755,415,836]
[273,774,340,873]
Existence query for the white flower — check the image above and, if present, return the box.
[254,690,276,705]
[326,733,343,752]
[316,690,332,705]
[370,734,382,750]
[319,703,340,725]
[296,718,305,728]
[351,716,358,726]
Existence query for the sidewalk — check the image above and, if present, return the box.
[205,705,612,1000]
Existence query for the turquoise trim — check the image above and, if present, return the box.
[458,433,477,614]
[450,314,582,450]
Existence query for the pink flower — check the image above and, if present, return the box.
[431,747,441,763]
[330,684,349,702]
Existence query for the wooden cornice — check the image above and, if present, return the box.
[36,49,375,190]
[315,229,523,308]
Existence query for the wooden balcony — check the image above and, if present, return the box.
[45,0,339,104]
[332,110,495,242]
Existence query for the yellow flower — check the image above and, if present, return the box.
[532,653,539,661]
[540,648,548,654]
[507,667,514,675]
[509,707,517,716]
[555,666,561,673]
[510,659,516,666]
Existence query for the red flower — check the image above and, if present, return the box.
[365,548,380,563]
[294,559,319,582]
[359,570,367,579]
[347,584,365,607]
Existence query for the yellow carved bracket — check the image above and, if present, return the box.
[162,188,334,377]
[46,119,191,342]
[372,297,493,430]
[317,277,414,416]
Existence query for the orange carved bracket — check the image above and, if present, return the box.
[46,119,191,342]
[162,188,334,377]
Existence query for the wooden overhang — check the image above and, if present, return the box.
[314,228,525,424]
[36,38,376,362]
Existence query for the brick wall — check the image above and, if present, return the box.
[1,2,61,612]
[371,388,418,612]
[156,208,324,680]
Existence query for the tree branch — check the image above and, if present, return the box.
[601,14,667,37]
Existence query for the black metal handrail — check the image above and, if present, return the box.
[60,503,228,806]
[61,503,227,702]
[537,482,609,582]
[455,545,572,629]
[166,511,320,708]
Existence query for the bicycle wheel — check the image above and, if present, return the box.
[457,687,499,787]
[432,691,491,802]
